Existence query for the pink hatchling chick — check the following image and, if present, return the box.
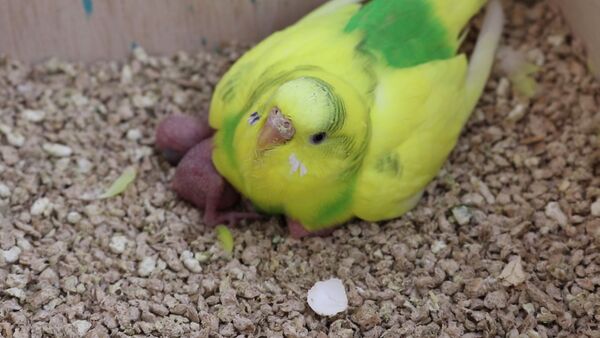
[155,114,261,227]
[156,114,336,238]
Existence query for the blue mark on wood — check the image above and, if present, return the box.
[130,41,139,50]
[82,0,93,16]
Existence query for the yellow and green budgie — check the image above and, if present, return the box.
[157,0,505,238]
[209,0,505,237]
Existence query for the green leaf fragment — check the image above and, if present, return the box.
[216,225,234,254]
[195,252,211,263]
[98,166,137,199]
[498,47,540,98]
[508,62,540,98]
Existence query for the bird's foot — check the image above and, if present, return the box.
[157,114,263,229]
[286,218,336,239]
[207,211,264,228]
[170,139,264,229]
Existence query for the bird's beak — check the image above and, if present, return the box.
[257,107,295,151]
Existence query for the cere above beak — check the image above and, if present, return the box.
[257,107,295,151]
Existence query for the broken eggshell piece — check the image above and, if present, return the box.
[307,278,348,316]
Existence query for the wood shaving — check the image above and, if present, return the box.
[0,1,598,336]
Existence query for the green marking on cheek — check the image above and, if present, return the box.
[312,174,357,228]
[312,138,366,229]
[309,112,371,229]
[221,116,239,168]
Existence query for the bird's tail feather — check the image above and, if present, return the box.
[465,0,505,110]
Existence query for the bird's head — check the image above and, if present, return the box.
[248,76,370,181]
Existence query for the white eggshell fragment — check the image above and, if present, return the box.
[307,278,348,316]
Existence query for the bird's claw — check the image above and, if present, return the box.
[286,218,337,239]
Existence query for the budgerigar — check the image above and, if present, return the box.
[156,0,505,238]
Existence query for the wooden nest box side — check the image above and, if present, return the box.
[551,0,600,77]
[0,0,326,63]
[0,0,598,76]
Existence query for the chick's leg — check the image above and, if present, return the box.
[171,138,262,227]
[155,114,213,165]
[286,218,336,239]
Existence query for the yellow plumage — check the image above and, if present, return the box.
[209,0,504,231]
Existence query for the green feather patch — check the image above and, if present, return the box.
[345,0,454,68]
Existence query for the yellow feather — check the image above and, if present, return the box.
[209,0,504,231]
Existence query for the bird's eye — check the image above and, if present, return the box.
[310,132,327,145]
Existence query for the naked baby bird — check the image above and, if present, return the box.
[156,0,505,238]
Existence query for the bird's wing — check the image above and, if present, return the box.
[353,0,505,221]
[354,55,471,221]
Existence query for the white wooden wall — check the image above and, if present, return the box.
[0,0,327,63]
[0,0,598,72]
